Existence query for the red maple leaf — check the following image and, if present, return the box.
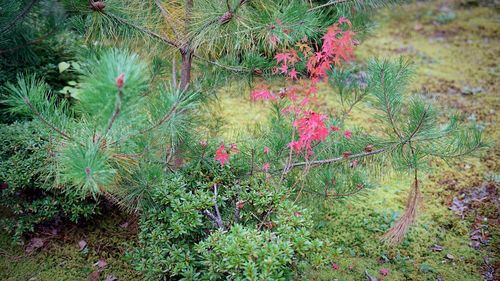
[214,144,230,166]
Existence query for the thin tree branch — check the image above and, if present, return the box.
[172,56,177,89]
[22,96,73,141]
[103,11,179,49]
[380,70,403,139]
[100,88,122,141]
[203,184,226,230]
[213,184,223,226]
[307,0,350,12]
[0,0,39,34]
[286,148,386,170]
[0,31,56,54]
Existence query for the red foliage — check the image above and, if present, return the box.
[249,18,357,157]
[214,144,230,166]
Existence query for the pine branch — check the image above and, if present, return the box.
[0,0,39,34]
[103,11,179,49]
[380,70,403,139]
[307,0,351,12]
[100,88,123,141]
[404,106,428,144]
[286,148,386,171]
[0,31,56,54]
[109,89,188,145]
[21,96,73,141]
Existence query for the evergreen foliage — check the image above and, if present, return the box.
[0,121,99,241]
[0,0,81,122]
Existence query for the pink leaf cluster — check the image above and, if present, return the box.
[251,84,276,101]
[250,18,358,158]
[214,144,230,166]
[289,111,329,154]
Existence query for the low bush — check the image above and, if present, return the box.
[0,121,99,241]
[131,164,323,280]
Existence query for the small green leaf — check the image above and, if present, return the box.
[71,62,81,71]
[58,62,71,73]
[67,81,77,86]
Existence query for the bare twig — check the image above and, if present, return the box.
[285,148,386,171]
[203,184,226,230]
[307,0,350,12]
[172,56,177,89]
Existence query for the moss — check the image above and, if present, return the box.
[216,0,499,280]
[0,211,142,281]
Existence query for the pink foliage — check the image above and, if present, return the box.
[343,130,353,139]
[214,144,230,166]
[262,163,270,172]
[289,111,329,154]
[251,85,276,101]
[248,18,357,157]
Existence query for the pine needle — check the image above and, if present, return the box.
[381,177,422,244]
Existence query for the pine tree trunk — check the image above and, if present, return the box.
[180,48,192,90]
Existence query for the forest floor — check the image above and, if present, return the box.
[1,0,498,280]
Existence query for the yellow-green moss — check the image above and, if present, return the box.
[215,0,498,280]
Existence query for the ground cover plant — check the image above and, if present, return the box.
[0,0,498,280]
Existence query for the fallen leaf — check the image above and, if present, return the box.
[105,275,118,281]
[25,238,44,253]
[87,270,100,281]
[379,268,390,276]
[431,244,443,252]
[97,258,107,268]
[78,240,87,251]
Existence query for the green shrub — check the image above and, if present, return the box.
[131,165,323,280]
[0,121,99,241]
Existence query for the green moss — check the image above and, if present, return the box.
[215,0,499,280]
[0,211,142,281]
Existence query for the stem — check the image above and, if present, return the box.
[380,70,403,139]
[22,97,73,141]
[103,12,179,49]
[203,184,226,230]
[307,0,350,12]
[286,148,386,170]
[101,89,122,141]
[180,48,192,90]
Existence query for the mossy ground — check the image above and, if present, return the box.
[300,0,499,280]
[1,0,497,280]
[0,210,142,281]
